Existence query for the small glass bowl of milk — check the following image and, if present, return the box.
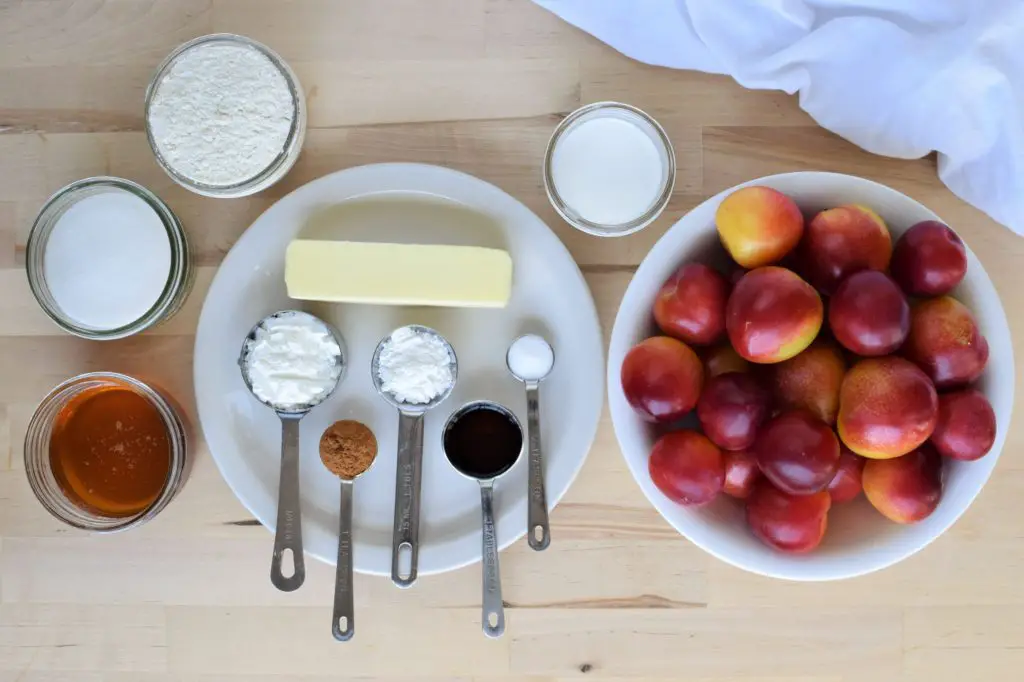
[26,177,193,340]
[544,102,676,237]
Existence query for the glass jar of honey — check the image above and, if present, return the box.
[24,372,189,531]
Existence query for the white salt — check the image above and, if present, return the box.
[507,334,554,382]
[43,189,172,330]
[551,116,665,225]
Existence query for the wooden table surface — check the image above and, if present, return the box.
[2,2,1024,681]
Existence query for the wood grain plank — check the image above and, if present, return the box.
[296,58,581,127]
[507,608,902,678]
[708,536,1024,608]
[484,0,604,58]
[0,0,211,68]
[0,66,148,134]
[0,675,479,682]
[0,336,195,406]
[0,202,14,266]
[0,531,705,609]
[211,0,487,61]
[0,604,166,673]
[904,605,1024,650]
[0,406,9,472]
[165,605,509,676]
[903,648,1024,682]
[581,60,814,128]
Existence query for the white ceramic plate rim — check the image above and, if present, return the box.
[193,162,604,575]
[607,171,1014,581]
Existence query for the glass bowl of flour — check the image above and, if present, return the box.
[145,34,307,198]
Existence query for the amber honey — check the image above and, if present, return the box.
[49,384,171,518]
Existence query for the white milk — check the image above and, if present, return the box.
[43,189,172,330]
[551,116,665,225]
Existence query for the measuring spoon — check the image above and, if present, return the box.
[371,325,457,588]
[442,400,524,638]
[506,334,555,551]
[319,421,378,641]
[239,310,345,592]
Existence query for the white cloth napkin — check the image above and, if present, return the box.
[534,0,1024,236]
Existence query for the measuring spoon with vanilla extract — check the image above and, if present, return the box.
[319,420,378,642]
[442,401,524,638]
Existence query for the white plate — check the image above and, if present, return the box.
[608,172,1014,581]
[194,163,604,575]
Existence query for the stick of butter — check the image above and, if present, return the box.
[285,240,513,308]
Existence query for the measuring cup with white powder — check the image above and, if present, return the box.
[26,177,192,339]
[239,311,346,592]
[544,101,676,237]
[145,34,306,198]
[370,325,457,588]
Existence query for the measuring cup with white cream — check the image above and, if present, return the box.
[239,310,345,591]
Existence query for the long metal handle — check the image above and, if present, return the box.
[332,480,355,641]
[525,383,550,551]
[271,415,305,591]
[391,410,424,588]
[480,483,505,638]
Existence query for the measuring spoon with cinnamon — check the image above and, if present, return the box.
[319,420,378,641]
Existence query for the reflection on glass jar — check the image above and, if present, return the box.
[24,372,190,532]
[26,177,193,340]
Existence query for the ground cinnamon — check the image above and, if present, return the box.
[319,420,377,480]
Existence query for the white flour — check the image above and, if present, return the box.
[147,42,294,187]
[377,327,454,405]
[244,313,342,408]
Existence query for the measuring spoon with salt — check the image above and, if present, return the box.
[319,420,378,641]
[371,324,457,588]
[442,400,524,638]
[506,334,555,551]
[239,310,346,592]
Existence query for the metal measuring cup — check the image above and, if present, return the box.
[371,325,457,588]
[442,400,524,638]
[238,310,346,592]
[505,334,555,551]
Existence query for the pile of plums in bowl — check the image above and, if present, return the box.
[608,173,1013,580]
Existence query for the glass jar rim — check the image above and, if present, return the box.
[23,371,189,533]
[543,101,677,238]
[144,33,305,198]
[25,176,190,340]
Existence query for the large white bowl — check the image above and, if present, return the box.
[607,172,1014,581]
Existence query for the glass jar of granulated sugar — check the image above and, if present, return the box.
[145,34,307,198]
[26,177,193,340]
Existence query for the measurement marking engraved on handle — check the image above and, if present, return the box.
[282,509,296,542]
[398,462,413,534]
[483,516,499,591]
[527,388,546,503]
[338,533,351,589]
[530,461,544,502]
